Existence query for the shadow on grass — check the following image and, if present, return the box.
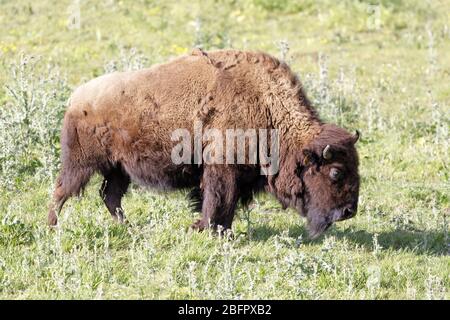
[251,224,449,256]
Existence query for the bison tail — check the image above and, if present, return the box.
[48,115,97,225]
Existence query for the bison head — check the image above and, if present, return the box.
[270,124,360,238]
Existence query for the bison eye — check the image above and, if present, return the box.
[329,168,343,181]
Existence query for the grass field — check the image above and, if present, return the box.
[0,0,449,299]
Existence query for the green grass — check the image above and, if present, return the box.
[0,0,449,299]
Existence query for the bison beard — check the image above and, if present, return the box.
[47,49,360,239]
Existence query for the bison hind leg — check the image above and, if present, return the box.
[99,164,130,223]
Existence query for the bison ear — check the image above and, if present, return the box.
[302,149,318,166]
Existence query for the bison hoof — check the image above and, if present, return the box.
[190,220,234,238]
[191,219,207,231]
[48,210,58,227]
[112,213,127,224]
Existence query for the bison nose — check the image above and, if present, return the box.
[342,205,357,220]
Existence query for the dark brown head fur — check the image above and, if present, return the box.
[269,123,360,238]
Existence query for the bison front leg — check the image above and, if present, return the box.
[191,166,238,232]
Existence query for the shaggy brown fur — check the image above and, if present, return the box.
[48,49,360,238]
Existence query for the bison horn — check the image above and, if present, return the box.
[322,145,332,160]
[353,130,360,143]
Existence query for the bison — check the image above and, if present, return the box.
[48,49,360,238]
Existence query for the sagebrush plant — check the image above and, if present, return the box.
[303,53,361,129]
[104,47,149,73]
[0,54,70,189]
[0,0,448,299]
